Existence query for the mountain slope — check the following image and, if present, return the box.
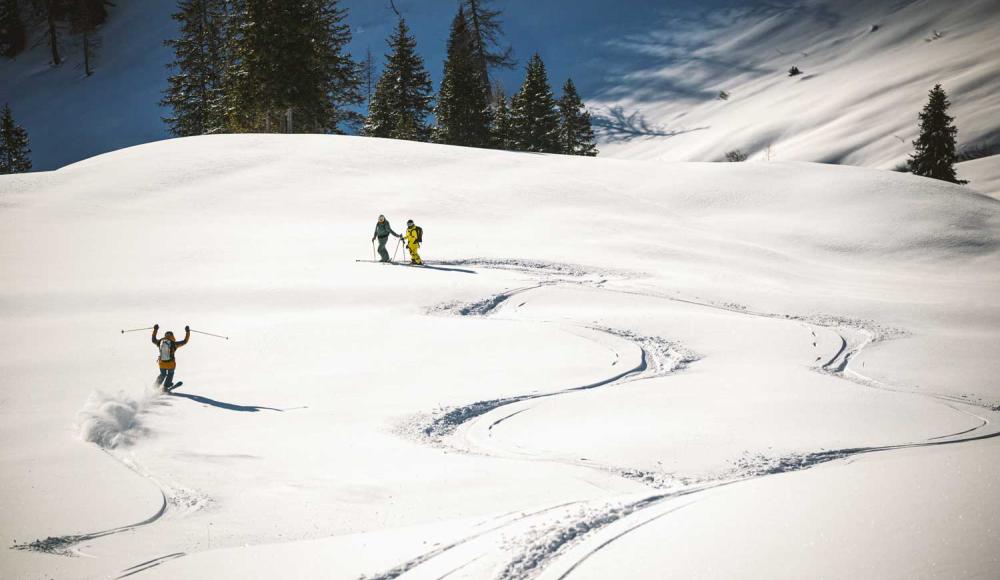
[3,0,998,184]
[1,136,998,578]
[592,0,1000,175]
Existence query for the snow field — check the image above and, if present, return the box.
[0,134,998,578]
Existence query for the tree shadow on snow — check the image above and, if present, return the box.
[592,106,708,143]
[170,392,288,413]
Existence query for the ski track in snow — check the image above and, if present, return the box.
[12,388,208,562]
[377,258,1000,580]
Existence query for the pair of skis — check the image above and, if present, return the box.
[356,259,424,267]
[162,382,184,393]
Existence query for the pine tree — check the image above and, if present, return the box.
[161,0,227,136]
[557,78,597,156]
[0,0,27,58]
[909,84,966,184]
[0,103,32,174]
[510,53,560,153]
[434,6,490,147]
[226,0,362,133]
[362,16,433,141]
[490,89,513,150]
[461,0,513,102]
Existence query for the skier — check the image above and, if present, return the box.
[372,214,401,262]
[152,324,190,391]
[403,219,423,265]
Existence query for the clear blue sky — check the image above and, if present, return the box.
[344,0,746,100]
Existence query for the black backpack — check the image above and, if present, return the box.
[415,225,423,244]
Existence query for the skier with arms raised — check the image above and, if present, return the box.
[152,324,190,392]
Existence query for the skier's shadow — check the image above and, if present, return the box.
[418,264,476,274]
[170,392,287,413]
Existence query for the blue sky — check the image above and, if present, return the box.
[344,0,745,100]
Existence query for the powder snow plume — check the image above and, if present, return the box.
[77,387,159,448]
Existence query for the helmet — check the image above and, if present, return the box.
[378,214,385,222]
[407,219,414,226]
[165,331,175,339]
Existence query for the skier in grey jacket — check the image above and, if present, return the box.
[372,215,401,262]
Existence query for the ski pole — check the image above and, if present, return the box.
[392,238,402,262]
[121,327,154,334]
[372,239,376,261]
[191,329,229,340]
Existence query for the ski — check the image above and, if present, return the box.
[165,381,184,393]
[356,259,424,267]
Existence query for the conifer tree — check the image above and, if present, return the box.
[490,89,513,150]
[510,53,560,153]
[0,103,32,174]
[557,78,597,156]
[0,0,27,58]
[434,6,490,147]
[162,0,227,136]
[226,0,361,133]
[909,84,966,184]
[363,16,433,141]
[461,0,513,101]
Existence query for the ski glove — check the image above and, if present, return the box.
[185,325,190,332]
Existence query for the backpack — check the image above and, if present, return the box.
[159,339,174,362]
[415,225,423,244]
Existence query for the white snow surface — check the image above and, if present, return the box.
[592,0,1000,168]
[959,154,1000,199]
[1,135,999,579]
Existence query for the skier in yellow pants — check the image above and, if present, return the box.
[403,219,423,265]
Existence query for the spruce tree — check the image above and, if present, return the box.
[461,0,513,101]
[510,53,560,153]
[362,16,433,141]
[162,0,227,136]
[0,103,32,174]
[557,78,597,156]
[434,6,490,147]
[227,0,361,133]
[0,0,27,58]
[909,84,966,184]
[490,89,513,150]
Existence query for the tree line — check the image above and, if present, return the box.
[0,2,979,178]
[160,0,597,156]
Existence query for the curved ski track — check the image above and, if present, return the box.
[373,259,1000,580]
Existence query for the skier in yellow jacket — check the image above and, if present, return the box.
[403,219,423,265]
[152,324,190,391]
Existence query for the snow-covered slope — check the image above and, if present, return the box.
[593,0,1000,172]
[1,135,998,578]
[960,154,1000,199]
